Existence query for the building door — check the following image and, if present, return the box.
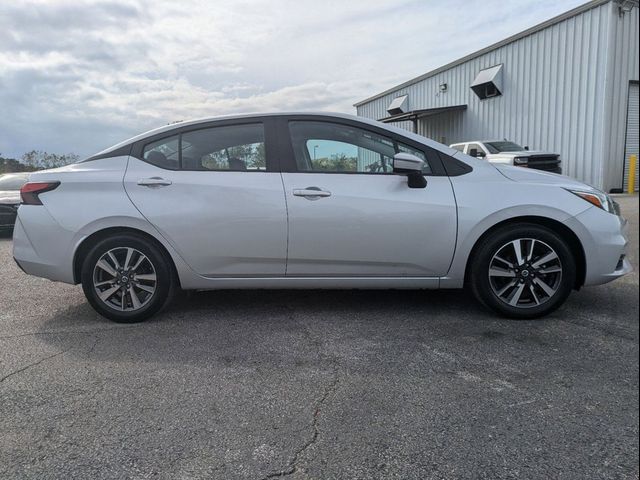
[623,82,639,192]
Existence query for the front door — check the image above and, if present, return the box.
[280,119,457,277]
[124,121,287,277]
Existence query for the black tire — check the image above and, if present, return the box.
[81,233,176,323]
[469,223,576,319]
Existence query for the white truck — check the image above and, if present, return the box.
[450,140,562,174]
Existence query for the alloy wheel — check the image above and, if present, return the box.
[488,238,563,309]
[92,247,157,311]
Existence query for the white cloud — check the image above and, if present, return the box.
[0,0,586,157]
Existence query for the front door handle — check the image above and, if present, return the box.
[293,187,332,199]
[137,177,172,187]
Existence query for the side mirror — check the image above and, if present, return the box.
[469,148,485,158]
[392,152,427,189]
[524,145,529,151]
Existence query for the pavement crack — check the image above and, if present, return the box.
[261,361,340,479]
[0,347,70,385]
[260,309,340,479]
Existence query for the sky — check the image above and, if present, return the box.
[0,0,586,159]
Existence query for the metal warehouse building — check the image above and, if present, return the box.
[355,0,639,193]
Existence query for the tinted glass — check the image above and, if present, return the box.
[485,141,523,153]
[143,135,180,169]
[181,124,265,171]
[289,121,431,174]
[0,174,29,190]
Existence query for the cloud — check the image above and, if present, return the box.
[0,0,585,158]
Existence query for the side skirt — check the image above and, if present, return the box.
[186,276,441,290]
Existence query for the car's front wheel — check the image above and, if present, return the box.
[469,224,576,319]
[81,234,176,323]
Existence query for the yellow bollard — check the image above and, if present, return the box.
[628,154,637,194]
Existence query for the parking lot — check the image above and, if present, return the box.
[0,196,637,480]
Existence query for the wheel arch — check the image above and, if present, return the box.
[464,216,586,289]
[73,226,180,286]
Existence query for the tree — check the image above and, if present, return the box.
[21,151,80,170]
[0,154,36,174]
[312,153,357,172]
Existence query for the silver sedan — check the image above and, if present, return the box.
[13,113,631,322]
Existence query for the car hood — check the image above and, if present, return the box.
[490,149,557,157]
[0,190,21,205]
[494,165,594,190]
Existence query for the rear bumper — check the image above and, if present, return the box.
[12,208,77,284]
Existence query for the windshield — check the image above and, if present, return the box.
[0,174,29,191]
[484,141,524,153]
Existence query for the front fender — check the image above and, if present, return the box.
[441,172,591,288]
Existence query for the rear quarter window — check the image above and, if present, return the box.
[142,135,180,169]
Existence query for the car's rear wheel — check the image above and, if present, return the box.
[469,224,576,319]
[81,234,175,323]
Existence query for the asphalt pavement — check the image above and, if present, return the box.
[0,195,638,479]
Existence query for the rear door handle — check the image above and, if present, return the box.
[293,187,332,199]
[137,177,172,187]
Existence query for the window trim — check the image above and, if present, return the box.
[87,114,470,176]
[280,116,447,176]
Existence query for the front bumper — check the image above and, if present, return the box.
[528,164,562,174]
[566,206,632,286]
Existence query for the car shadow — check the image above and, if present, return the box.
[35,287,561,369]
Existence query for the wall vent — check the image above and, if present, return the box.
[471,64,503,100]
[387,95,409,115]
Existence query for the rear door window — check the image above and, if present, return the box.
[181,124,265,171]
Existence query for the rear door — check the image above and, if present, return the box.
[124,119,288,277]
[278,117,458,277]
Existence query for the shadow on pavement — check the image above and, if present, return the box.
[35,287,562,369]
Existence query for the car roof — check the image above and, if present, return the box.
[91,111,459,159]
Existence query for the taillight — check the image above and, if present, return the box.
[20,182,60,205]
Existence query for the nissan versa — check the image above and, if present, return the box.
[13,113,631,323]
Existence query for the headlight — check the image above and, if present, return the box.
[566,188,618,215]
[513,157,528,165]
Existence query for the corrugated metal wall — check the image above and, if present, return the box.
[356,1,639,192]
[602,3,639,190]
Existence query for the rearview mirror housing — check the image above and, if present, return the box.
[392,152,427,189]
[393,152,425,174]
[469,148,485,158]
